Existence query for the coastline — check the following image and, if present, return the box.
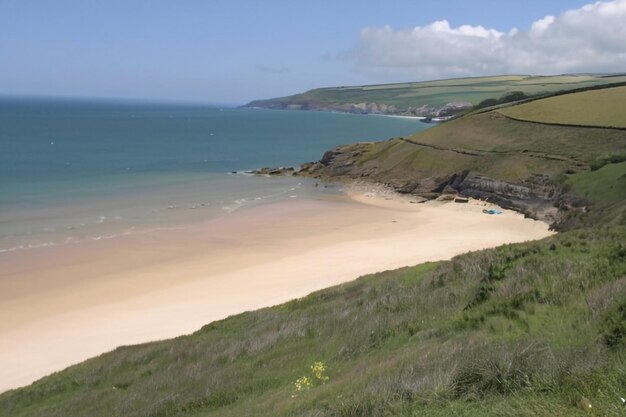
[0,189,553,393]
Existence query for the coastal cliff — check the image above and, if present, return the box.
[242,74,626,119]
[262,88,626,230]
[245,98,473,118]
[294,138,566,226]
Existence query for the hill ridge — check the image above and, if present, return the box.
[244,74,626,119]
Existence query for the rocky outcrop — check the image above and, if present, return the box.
[341,102,404,115]
[435,102,475,117]
[253,156,569,226]
[282,143,583,227]
[246,166,295,176]
[433,171,560,223]
[250,140,594,228]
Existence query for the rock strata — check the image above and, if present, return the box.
[254,141,584,228]
[248,122,602,229]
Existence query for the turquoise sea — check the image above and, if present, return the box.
[0,97,429,253]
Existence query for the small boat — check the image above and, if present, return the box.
[482,209,503,215]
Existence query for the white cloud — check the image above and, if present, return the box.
[529,15,555,36]
[350,0,626,79]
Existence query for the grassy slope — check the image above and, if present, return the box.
[2,228,626,416]
[247,74,626,110]
[335,88,626,229]
[354,109,626,187]
[565,161,626,227]
[498,86,626,128]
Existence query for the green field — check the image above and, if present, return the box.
[498,86,626,128]
[2,227,625,417]
[246,74,626,110]
[345,108,626,192]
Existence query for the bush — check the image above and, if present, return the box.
[450,342,557,399]
[476,98,499,109]
[476,92,528,109]
[600,298,626,347]
[590,153,626,171]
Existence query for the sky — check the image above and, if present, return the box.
[1,0,625,104]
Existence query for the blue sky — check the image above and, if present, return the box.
[1,0,623,104]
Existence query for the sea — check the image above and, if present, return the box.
[0,97,429,254]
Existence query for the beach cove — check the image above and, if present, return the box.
[0,189,553,392]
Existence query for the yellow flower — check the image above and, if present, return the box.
[311,361,329,382]
[294,376,312,391]
[293,361,330,395]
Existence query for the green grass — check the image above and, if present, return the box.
[567,161,626,203]
[498,86,626,128]
[312,86,626,222]
[413,111,626,159]
[346,109,626,192]
[246,74,626,111]
[2,228,626,416]
[561,161,626,227]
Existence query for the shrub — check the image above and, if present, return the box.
[450,342,557,399]
[600,298,626,347]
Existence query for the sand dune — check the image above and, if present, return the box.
[0,192,553,393]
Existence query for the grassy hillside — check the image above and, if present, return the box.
[564,161,626,226]
[498,86,626,128]
[2,227,625,417]
[302,86,626,227]
[245,74,626,112]
[361,111,626,181]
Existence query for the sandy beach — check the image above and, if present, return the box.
[0,191,553,393]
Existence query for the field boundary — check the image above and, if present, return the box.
[463,80,626,119]
[399,136,585,164]
[496,112,626,131]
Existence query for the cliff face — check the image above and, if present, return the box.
[245,99,473,118]
[297,143,562,225]
[247,84,626,230]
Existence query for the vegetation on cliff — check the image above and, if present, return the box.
[298,85,626,229]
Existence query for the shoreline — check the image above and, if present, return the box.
[0,189,553,393]
[244,105,436,121]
